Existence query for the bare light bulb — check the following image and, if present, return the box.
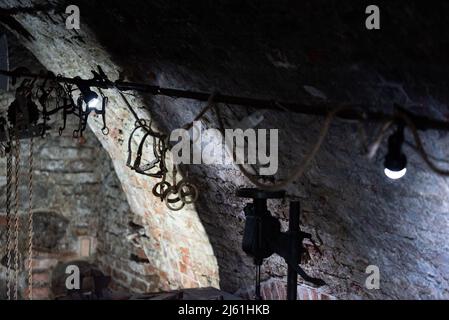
[384,124,407,180]
[87,96,100,110]
[384,167,407,180]
[76,78,100,112]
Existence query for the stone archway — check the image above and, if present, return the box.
[0,18,219,298]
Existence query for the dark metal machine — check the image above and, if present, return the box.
[237,188,325,300]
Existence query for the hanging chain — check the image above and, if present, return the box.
[27,137,34,300]
[5,146,13,300]
[13,136,21,300]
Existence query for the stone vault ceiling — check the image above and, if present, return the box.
[0,0,449,300]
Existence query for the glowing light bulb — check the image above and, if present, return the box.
[384,167,407,180]
[75,78,101,112]
[383,124,407,180]
[87,96,100,110]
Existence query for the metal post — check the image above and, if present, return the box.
[287,201,300,300]
[254,198,266,300]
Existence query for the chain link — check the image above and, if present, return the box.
[4,127,34,301]
[5,147,13,300]
[27,137,34,300]
[13,137,21,300]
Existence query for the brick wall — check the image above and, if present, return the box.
[0,92,183,298]
[0,36,171,298]
[0,30,219,299]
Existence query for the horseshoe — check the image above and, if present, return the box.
[177,180,199,204]
[152,181,171,200]
[164,187,185,211]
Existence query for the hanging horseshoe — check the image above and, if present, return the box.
[56,83,76,136]
[97,88,109,135]
[164,187,185,211]
[152,174,171,201]
[127,119,168,178]
[58,99,72,136]
[126,120,148,168]
[134,130,161,176]
[163,165,183,210]
[177,180,199,205]
[73,96,88,138]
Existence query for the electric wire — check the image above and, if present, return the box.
[363,120,394,160]
[396,111,449,176]
[212,103,449,189]
[226,106,348,191]
[405,141,449,165]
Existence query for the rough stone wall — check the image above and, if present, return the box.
[1,0,449,300]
